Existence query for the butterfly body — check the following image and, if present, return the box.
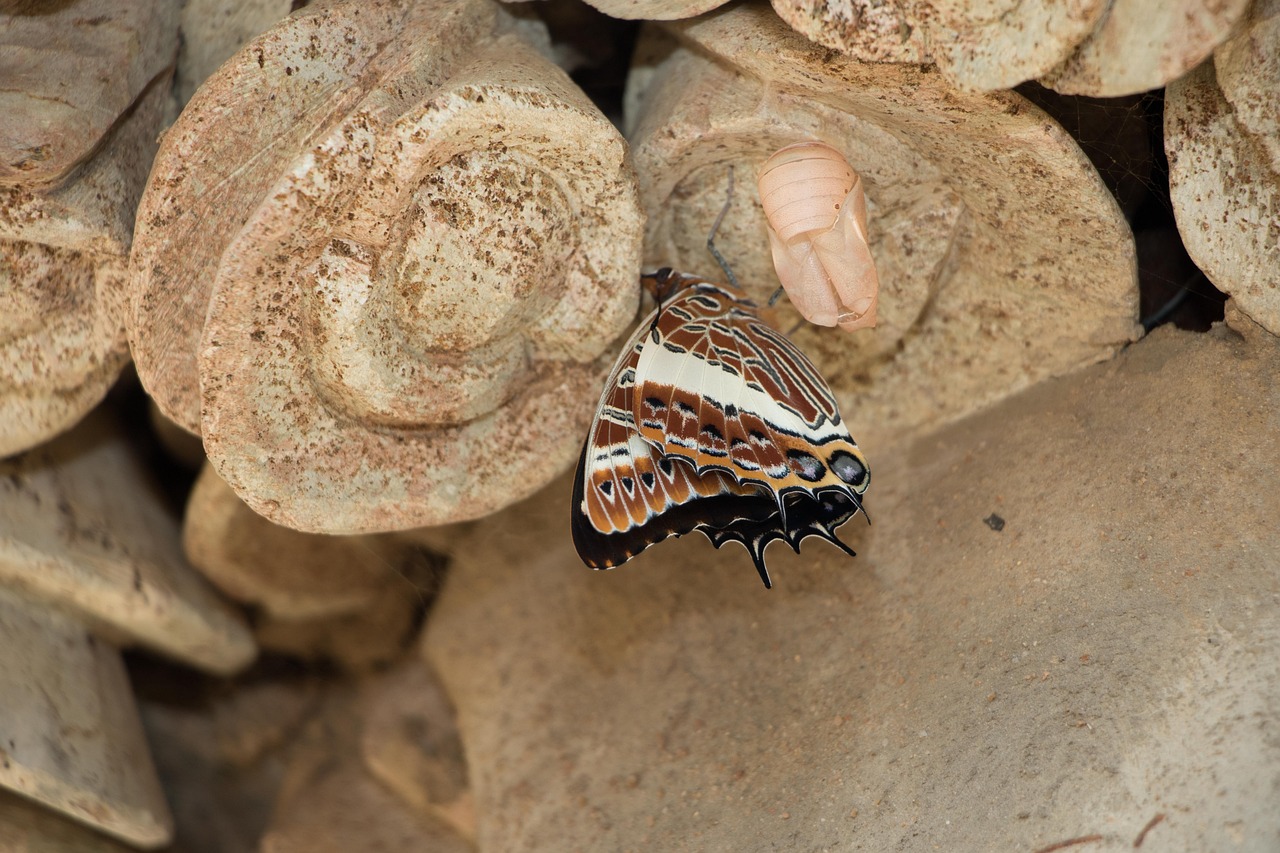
[572,269,869,587]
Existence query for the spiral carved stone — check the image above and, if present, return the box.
[627,5,1140,447]
[130,0,643,532]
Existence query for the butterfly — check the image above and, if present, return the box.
[571,267,870,588]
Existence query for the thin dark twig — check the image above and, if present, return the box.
[707,166,739,289]
[1133,814,1165,848]
[1032,834,1104,853]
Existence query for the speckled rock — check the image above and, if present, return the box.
[129,0,643,534]
[1039,0,1252,97]
[183,464,454,669]
[0,0,177,456]
[1167,1,1280,336]
[769,0,1106,90]
[424,310,1280,851]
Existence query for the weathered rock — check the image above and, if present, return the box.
[0,408,255,846]
[184,464,452,669]
[628,5,1140,450]
[0,0,177,457]
[0,590,170,848]
[0,787,138,853]
[572,0,729,21]
[260,685,474,853]
[176,0,294,106]
[129,0,643,533]
[769,0,1105,91]
[0,411,255,674]
[359,663,476,842]
[424,314,1280,851]
[136,668,321,853]
[1167,1,1280,336]
[0,0,178,186]
[1039,0,1252,97]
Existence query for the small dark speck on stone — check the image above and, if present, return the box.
[984,513,1005,532]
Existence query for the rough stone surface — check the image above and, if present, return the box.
[1040,0,1252,97]
[260,687,475,853]
[0,410,255,674]
[360,663,476,842]
[137,670,321,853]
[0,787,138,853]
[425,315,1280,852]
[574,0,729,21]
[0,72,171,457]
[0,590,171,847]
[769,0,1105,90]
[0,0,178,456]
[1166,2,1280,337]
[176,0,294,106]
[628,5,1140,451]
[0,0,179,186]
[129,0,643,533]
[184,464,448,669]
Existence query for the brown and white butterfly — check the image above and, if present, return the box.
[571,267,870,588]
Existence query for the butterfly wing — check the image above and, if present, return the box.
[631,278,870,502]
[571,274,868,587]
[571,319,759,569]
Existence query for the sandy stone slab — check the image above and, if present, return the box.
[0,589,171,848]
[183,463,445,669]
[0,410,255,675]
[359,663,476,842]
[424,316,1280,851]
[577,0,729,20]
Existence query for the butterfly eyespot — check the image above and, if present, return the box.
[644,396,667,412]
[658,457,674,476]
[640,471,655,489]
[599,480,613,496]
[620,476,635,494]
[786,449,827,482]
[701,423,724,440]
[829,449,868,487]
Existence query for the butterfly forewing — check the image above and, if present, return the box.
[632,277,869,501]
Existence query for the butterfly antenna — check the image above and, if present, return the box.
[767,286,785,307]
[707,166,740,289]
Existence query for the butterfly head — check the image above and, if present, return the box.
[641,267,681,304]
